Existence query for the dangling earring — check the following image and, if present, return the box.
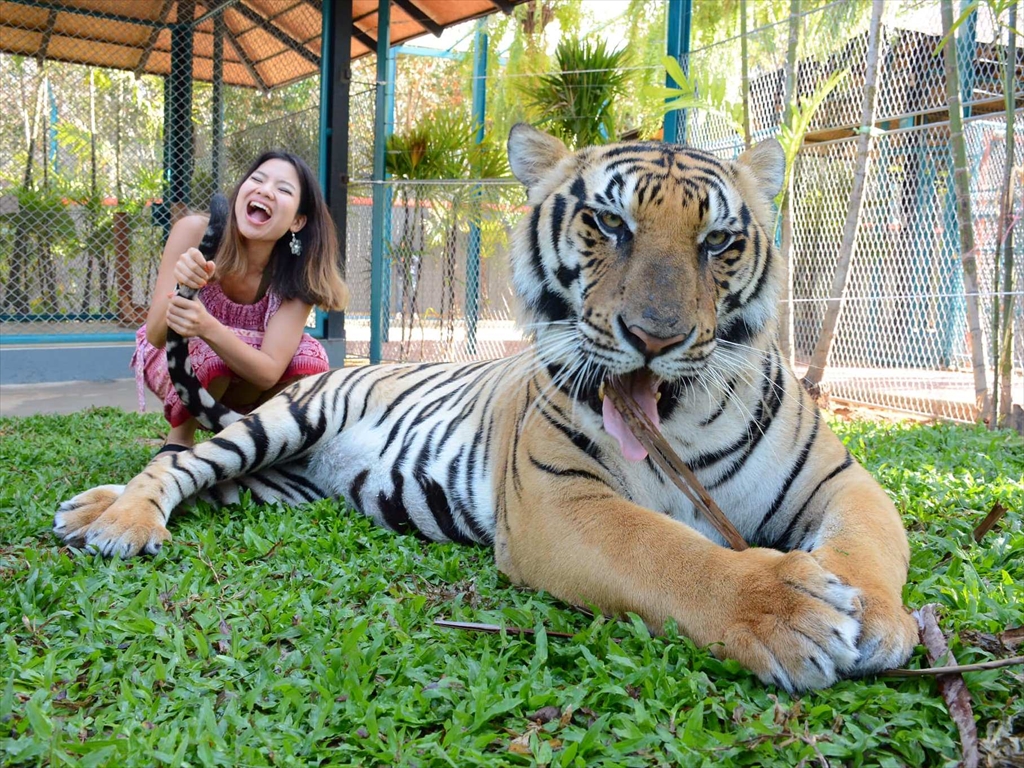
[289,231,302,256]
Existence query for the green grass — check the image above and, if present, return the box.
[1,408,1022,767]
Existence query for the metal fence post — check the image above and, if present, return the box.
[369,0,391,364]
[382,47,397,344]
[467,21,488,356]
[663,0,692,144]
[167,0,195,222]
[319,0,352,352]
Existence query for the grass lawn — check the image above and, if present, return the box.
[1,408,1022,767]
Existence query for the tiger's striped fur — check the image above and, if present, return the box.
[163,192,241,432]
[54,125,917,691]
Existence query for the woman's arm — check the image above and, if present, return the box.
[145,214,212,348]
[166,296,314,391]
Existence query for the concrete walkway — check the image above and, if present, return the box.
[0,378,163,418]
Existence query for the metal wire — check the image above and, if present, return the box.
[1,0,1021,423]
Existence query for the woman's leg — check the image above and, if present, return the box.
[163,376,230,449]
[219,376,300,410]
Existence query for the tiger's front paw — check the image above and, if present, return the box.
[54,486,169,557]
[848,595,917,676]
[54,485,125,543]
[721,549,862,692]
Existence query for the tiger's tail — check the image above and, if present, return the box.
[165,193,241,432]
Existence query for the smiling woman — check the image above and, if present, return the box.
[130,150,349,452]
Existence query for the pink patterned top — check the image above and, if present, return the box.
[131,281,329,427]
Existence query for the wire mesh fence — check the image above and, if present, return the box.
[0,0,323,338]
[0,0,1020,423]
[345,180,527,363]
[675,0,1023,423]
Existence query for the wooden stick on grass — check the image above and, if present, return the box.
[604,380,749,551]
[881,655,1024,677]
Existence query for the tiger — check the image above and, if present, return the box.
[54,124,918,692]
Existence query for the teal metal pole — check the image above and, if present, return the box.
[663,0,692,144]
[314,0,334,339]
[212,12,224,192]
[382,48,397,344]
[317,0,333,192]
[467,21,487,355]
[369,1,391,364]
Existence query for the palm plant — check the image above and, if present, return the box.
[385,110,509,358]
[522,38,631,148]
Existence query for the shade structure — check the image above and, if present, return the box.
[0,0,526,91]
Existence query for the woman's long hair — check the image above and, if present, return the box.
[215,150,348,311]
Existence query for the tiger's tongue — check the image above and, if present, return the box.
[602,373,661,462]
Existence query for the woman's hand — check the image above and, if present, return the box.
[166,294,216,339]
[173,247,216,290]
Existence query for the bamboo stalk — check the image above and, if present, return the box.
[996,1,1017,425]
[604,381,749,551]
[802,0,885,391]
[939,0,990,421]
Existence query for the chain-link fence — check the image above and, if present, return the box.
[0,0,322,338]
[676,0,1023,422]
[344,180,527,363]
[1,0,1021,422]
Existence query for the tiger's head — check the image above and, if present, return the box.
[507,124,785,456]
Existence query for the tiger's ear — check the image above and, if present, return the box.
[736,138,785,203]
[508,123,571,190]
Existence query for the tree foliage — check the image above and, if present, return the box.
[520,37,632,148]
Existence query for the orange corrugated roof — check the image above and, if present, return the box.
[0,0,527,90]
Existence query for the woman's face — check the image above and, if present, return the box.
[234,158,306,243]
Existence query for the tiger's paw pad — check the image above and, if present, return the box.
[726,550,862,693]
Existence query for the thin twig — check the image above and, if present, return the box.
[604,380,749,550]
[434,619,575,639]
[881,655,1024,677]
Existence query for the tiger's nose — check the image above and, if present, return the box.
[625,323,693,355]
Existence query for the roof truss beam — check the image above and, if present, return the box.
[224,25,271,93]
[393,0,442,37]
[36,9,56,64]
[352,26,377,51]
[233,0,320,67]
[135,0,176,76]
[191,0,240,28]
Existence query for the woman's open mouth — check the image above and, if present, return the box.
[245,199,273,226]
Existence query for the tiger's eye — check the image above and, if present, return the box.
[598,211,624,230]
[705,230,729,247]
